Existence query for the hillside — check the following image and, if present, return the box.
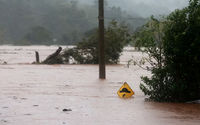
[0,0,147,45]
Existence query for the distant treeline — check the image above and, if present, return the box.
[0,0,147,45]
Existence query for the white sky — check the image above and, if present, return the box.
[111,0,188,10]
[79,0,189,17]
[114,0,189,17]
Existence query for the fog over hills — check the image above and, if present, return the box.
[80,0,189,17]
[0,0,189,45]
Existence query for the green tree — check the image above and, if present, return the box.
[139,0,200,102]
[62,20,130,64]
[132,16,167,100]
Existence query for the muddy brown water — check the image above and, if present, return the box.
[0,46,200,125]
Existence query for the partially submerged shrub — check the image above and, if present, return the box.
[62,20,131,64]
[137,0,200,102]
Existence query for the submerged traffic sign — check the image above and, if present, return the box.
[117,82,135,98]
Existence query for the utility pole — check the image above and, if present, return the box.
[98,0,106,79]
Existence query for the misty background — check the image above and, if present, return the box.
[81,0,188,17]
[0,0,188,45]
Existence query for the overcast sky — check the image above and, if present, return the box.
[79,0,189,17]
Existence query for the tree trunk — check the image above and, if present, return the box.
[35,51,40,63]
[42,47,63,64]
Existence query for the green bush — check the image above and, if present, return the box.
[140,0,200,102]
[62,20,130,64]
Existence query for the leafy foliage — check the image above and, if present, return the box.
[62,20,130,64]
[138,0,200,102]
[162,0,200,102]
[132,16,165,70]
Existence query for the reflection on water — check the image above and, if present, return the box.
[0,46,199,125]
[148,102,200,120]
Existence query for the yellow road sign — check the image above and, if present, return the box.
[117,82,135,98]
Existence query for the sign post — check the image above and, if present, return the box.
[117,82,135,98]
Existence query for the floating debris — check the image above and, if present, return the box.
[62,109,72,112]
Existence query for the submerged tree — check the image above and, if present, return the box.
[139,0,200,102]
[62,20,131,64]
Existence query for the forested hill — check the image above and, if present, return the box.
[0,0,147,45]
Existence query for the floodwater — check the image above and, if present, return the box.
[0,46,200,125]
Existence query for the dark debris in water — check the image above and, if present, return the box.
[1,119,7,123]
[63,109,72,112]
[24,114,32,116]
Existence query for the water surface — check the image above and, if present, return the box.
[0,46,199,125]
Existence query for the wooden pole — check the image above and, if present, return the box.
[99,0,106,79]
[35,51,40,63]
[42,47,62,64]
